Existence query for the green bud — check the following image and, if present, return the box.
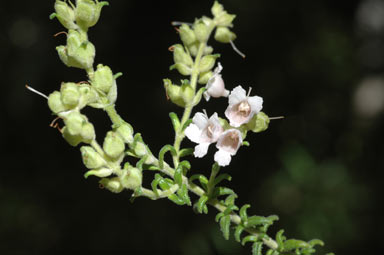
[61,82,80,108]
[172,44,193,67]
[245,112,270,133]
[62,126,82,147]
[170,63,191,76]
[53,0,77,30]
[103,131,125,159]
[84,167,113,178]
[179,24,196,46]
[214,26,237,43]
[64,111,87,136]
[211,1,224,17]
[100,177,124,193]
[199,54,220,73]
[79,84,99,106]
[120,167,142,190]
[187,42,199,57]
[75,0,109,29]
[80,146,105,169]
[91,64,114,93]
[116,123,134,144]
[80,122,95,143]
[204,46,214,55]
[163,79,194,107]
[48,91,67,114]
[132,141,147,157]
[198,71,213,85]
[57,29,95,70]
[194,21,209,43]
[215,13,236,27]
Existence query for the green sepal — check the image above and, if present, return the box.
[214,26,237,43]
[60,82,80,108]
[194,21,209,43]
[239,204,251,222]
[234,225,244,242]
[99,177,123,193]
[135,155,148,171]
[62,126,82,147]
[213,173,232,186]
[48,91,67,114]
[191,87,206,106]
[172,44,193,67]
[169,112,180,132]
[275,229,286,249]
[241,235,258,246]
[194,195,209,214]
[219,215,231,240]
[158,144,177,169]
[252,242,263,255]
[179,148,194,158]
[246,112,270,133]
[103,131,125,159]
[75,0,109,29]
[53,0,77,30]
[198,54,220,73]
[179,23,196,46]
[170,63,192,76]
[84,167,112,178]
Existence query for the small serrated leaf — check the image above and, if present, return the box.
[219,215,231,240]
[169,112,180,131]
[158,144,177,169]
[276,229,285,249]
[239,204,251,222]
[234,225,244,242]
[177,183,191,206]
[252,242,263,255]
[195,195,209,214]
[245,216,273,228]
[283,239,311,252]
[135,155,148,170]
[241,235,258,246]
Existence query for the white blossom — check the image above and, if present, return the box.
[185,112,224,158]
[204,62,229,101]
[224,85,263,127]
[214,129,242,166]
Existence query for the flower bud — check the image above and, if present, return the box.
[194,22,210,43]
[199,54,219,73]
[80,122,96,143]
[79,84,99,106]
[62,126,82,147]
[48,91,67,114]
[65,111,86,136]
[120,166,142,190]
[170,63,192,76]
[172,44,193,67]
[53,0,77,30]
[75,0,109,29]
[131,141,147,157]
[57,29,95,70]
[61,82,80,108]
[84,167,113,178]
[91,64,114,93]
[164,79,194,107]
[211,1,224,17]
[100,177,124,193]
[179,24,196,46]
[116,123,134,144]
[215,13,236,27]
[214,26,237,43]
[103,131,125,159]
[245,112,270,133]
[198,71,213,85]
[80,146,105,169]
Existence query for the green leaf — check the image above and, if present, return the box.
[212,186,235,197]
[219,215,231,240]
[224,194,238,206]
[174,165,183,186]
[49,13,57,20]
[245,215,276,228]
[239,204,251,222]
[243,141,250,146]
[234,225,244,242]
[168,194,185,205]
[179,148,194,158]
[252,242,263,255]
[308,239,324,247]
[177,184,191,205]
[215,212,224,222]
[241,235,258,246]
[169,112,180,131]
[181,118,193,132]
[189,174,209,190]
[283,239,311,252]
[158,144,177,169]
[151,174,162,196]
[223,204,239,215]
[135,155,148,170]
[275,229,285,249]
[213,173,232,186]
[195,195,209,214]
[178,160,191,171]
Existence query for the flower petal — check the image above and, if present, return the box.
[228,85,247,106]
[192,112,209,130]
[214,149,232,166]
[248,95,263,114]
[185,123,202,143]
[194,143,210,158]
[216,129,242,155]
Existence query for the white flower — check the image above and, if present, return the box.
[204,62,229,101]
[185,112,224,158]
[224,85,263,127]
[214,129,242,166]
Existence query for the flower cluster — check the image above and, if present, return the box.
[186,72,264,166]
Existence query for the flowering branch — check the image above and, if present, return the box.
[31,1,336,254]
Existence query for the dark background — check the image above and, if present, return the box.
[0,0,382,254]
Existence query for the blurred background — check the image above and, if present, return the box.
[0,0,381,254]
